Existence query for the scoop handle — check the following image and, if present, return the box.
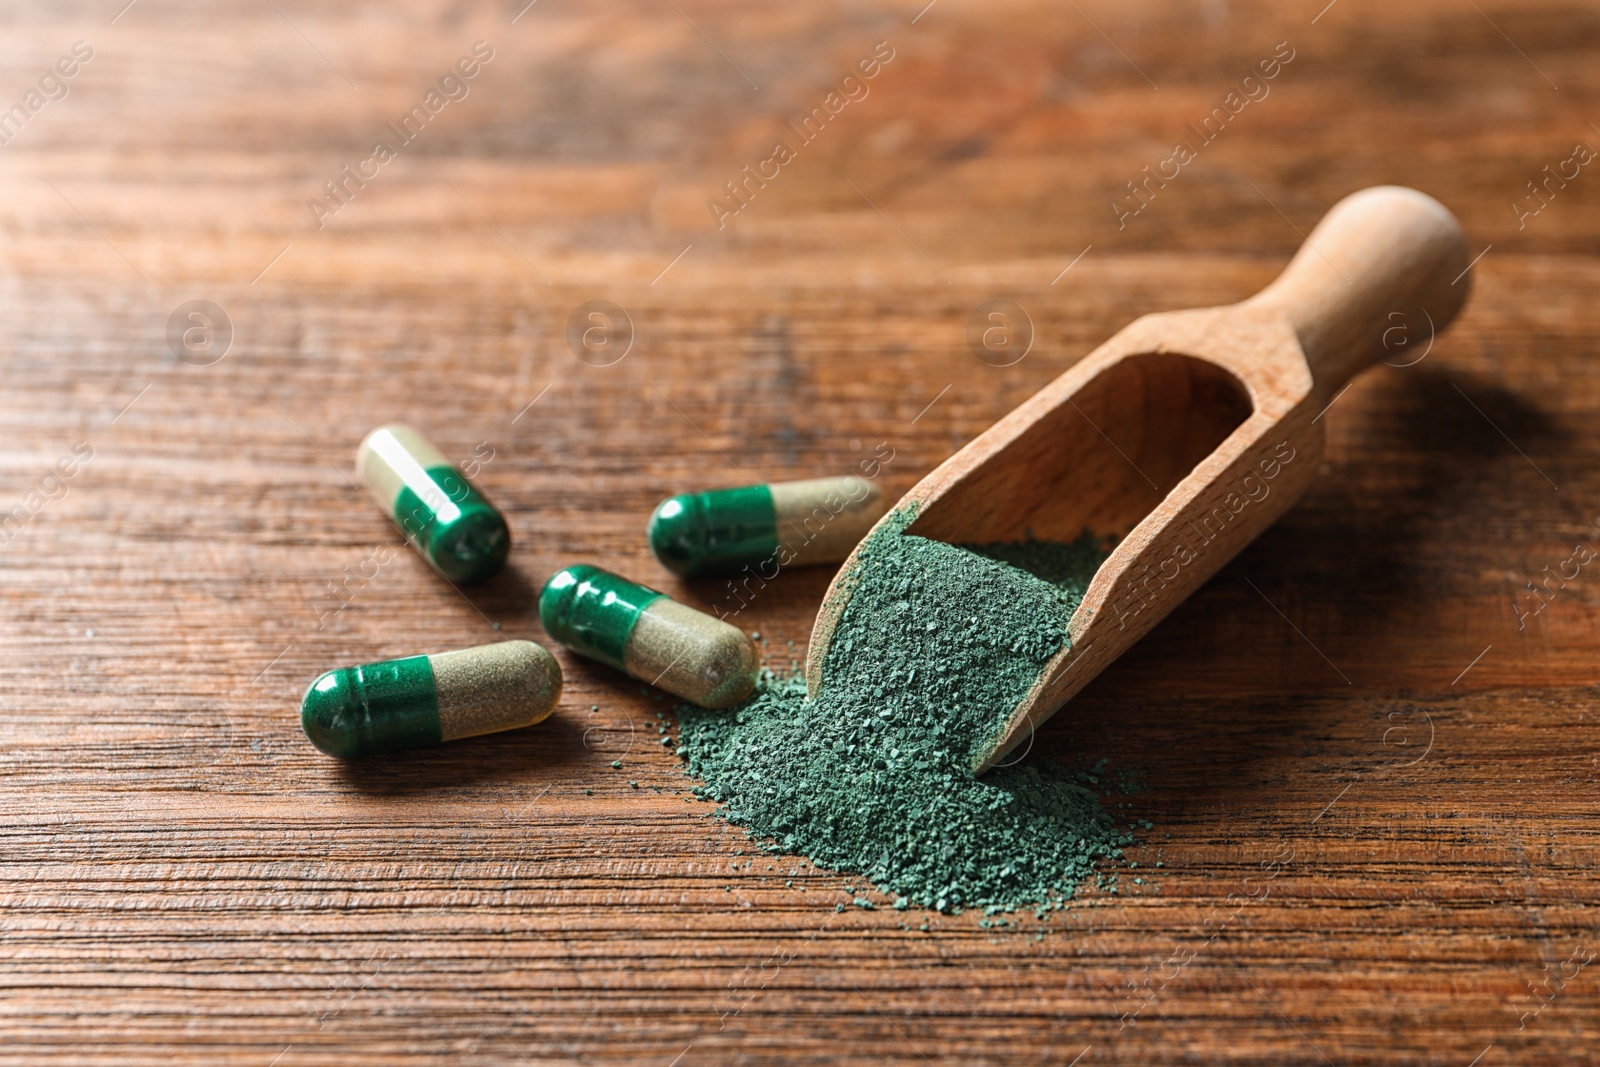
[1242,185,1473,399]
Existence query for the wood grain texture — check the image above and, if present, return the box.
[2,0,1599,1063]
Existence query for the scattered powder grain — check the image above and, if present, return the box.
[677,510,1138,914]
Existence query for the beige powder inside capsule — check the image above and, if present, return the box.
[432,640,562,741]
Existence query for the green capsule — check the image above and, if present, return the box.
[648,476,887,578]
[539,564,758,708]
[301,639,562,758]
[357,425,509,583]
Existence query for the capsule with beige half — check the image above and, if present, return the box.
[301,640,562,758]
[647,476,888,578]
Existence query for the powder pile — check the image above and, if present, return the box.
[676,511,1136,914]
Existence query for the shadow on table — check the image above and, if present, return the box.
[1017,366,1568,809]
[447,560,540,622]
[329,707,592,794]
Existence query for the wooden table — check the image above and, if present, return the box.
[3,0,1597,1062]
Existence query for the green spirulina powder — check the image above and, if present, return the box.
[677,509,1137,914]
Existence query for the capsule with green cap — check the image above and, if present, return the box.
[539,564,759,708]
[648,476,887,578]
[301,640,562,758]
[357,424,509,583]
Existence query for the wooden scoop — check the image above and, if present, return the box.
[805,185,1473,774]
